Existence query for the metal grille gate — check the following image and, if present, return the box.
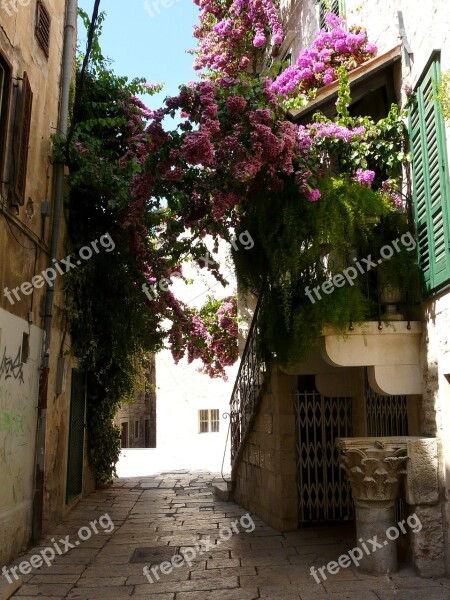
[66,370,86,503]
[295,385,353,524]
[365,370,408,436]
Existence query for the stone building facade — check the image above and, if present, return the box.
[115,355,157,449]
[228,0,450,579]
[0,0,94,568]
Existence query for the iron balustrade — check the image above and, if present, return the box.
[229,300,268,465]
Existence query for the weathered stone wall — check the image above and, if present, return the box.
[0,1,94,563]
[232,367,298,532]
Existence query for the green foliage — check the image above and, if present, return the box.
[436,70,450,122]
[87,391,122,485]
[232,175,415,366]
[59,11,164,485]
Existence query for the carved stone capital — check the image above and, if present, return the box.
[336,437,407,502]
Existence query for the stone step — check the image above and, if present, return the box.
[213,481,234,502]
[0,576,22,600]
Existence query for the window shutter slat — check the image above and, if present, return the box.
[35,1,51,57]
[13,72,33,206]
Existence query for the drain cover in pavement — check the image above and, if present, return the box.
[130,546,179,564]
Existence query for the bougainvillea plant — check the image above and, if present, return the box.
[271,13,377,108]
[126,6,414,364]
[192,0,284,74]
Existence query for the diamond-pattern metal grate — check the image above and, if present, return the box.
[295,390,353,524]
[365,370,408,437]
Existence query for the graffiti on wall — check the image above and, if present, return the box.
[0,410,25,435]
[0,346,24,384]
[0,386,34,503]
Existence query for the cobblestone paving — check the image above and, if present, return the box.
[6,471,450,599]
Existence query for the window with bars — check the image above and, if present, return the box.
[317,0,345,29]
[198,409,220,433]
[409,52,450,294]
[13,73,33,206]
[35,1,51,57]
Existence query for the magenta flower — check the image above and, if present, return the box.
[253,32,267,48]
[355,169,376,186]
[271,15,377,98]
[308,189,321,202]
[363,42,378,54]
[239,56,250,69]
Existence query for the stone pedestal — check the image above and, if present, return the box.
[354,499,397,573]
[337,437,408,575]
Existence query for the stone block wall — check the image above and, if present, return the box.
[115,355,156,448]
[232,367,298,531]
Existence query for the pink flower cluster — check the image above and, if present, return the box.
[193,0,284,74]
[271,13,377,98]
[140,77,296,208]
[381,180,405,209]
[354,168,375,186]
[167,295,239,379]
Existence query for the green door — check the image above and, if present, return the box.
[66,370,86,503]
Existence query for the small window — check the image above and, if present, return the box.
[21,333,30,363]
[121,422,129,448]
[13,72,33,206]
[0,56,11,183]
[317,0,345,29]
[134,420,139,439]
[210,409,220,432]
[35,1,51,57]
[198,409,220,433]
[199,410,209,433]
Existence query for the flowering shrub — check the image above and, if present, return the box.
[271,13,377,107]
[169,295,239,379]
[193,0,284,74]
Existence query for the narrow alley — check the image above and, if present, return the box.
[4,471,450,600]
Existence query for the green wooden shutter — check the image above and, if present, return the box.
[409,55,450,294]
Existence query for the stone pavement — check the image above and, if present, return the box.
[5,470,450,599]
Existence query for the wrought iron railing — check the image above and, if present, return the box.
[228,300,268,466]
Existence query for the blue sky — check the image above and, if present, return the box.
[77,0,200,109]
